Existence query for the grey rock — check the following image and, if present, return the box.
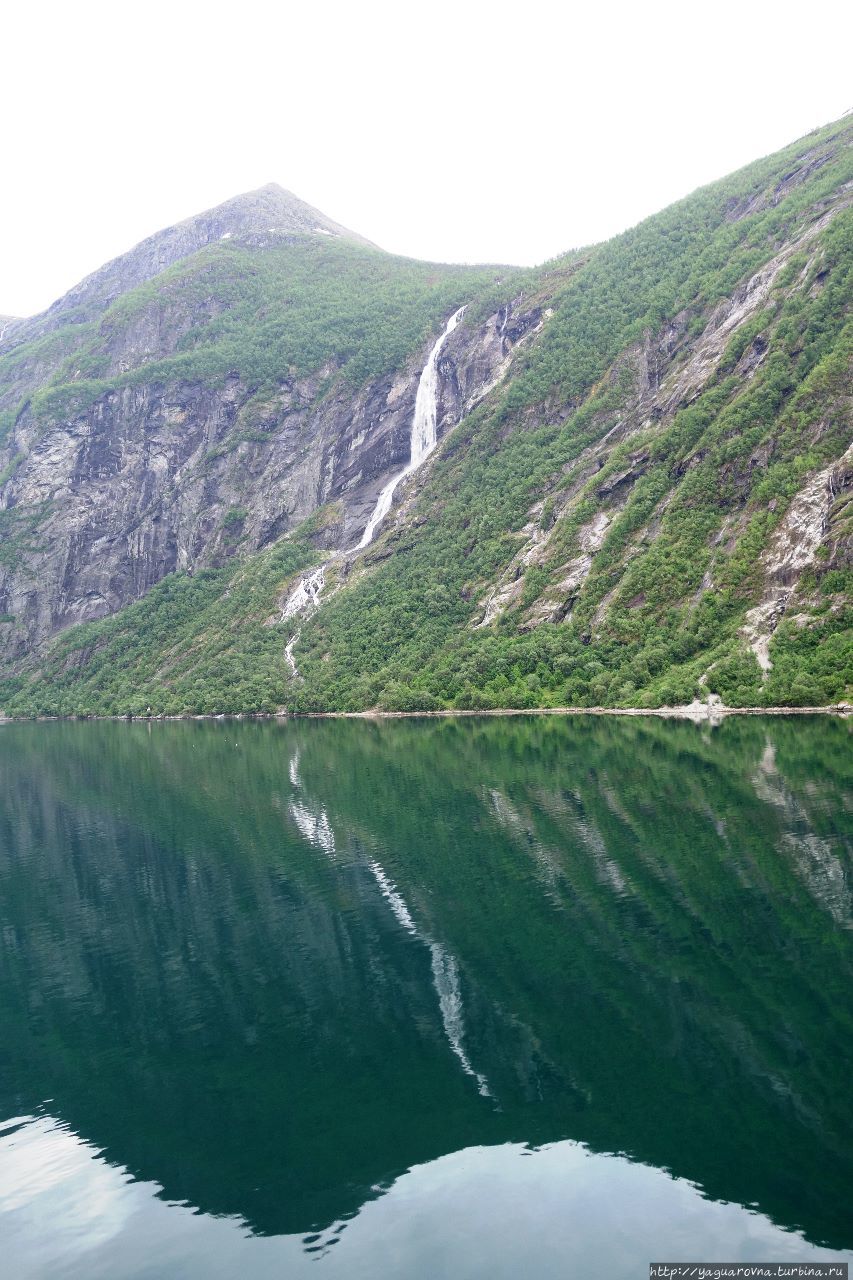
[0,305,523,660]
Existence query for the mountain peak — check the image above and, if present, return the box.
[2,186,377,350]
[196,183,377,247]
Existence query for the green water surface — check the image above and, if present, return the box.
[0,715,850,1278]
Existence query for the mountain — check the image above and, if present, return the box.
[0,184,377,351]
[1,716,850,1244]
[0,114,850,716]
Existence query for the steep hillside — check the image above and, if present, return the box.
[0,196,516,658]
[0,183,376,351]
[1,115,851,716]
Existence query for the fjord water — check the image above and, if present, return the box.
[0,716,851,1279]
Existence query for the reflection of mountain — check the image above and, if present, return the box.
[288,747,491,1097]
[0,716,851,1247]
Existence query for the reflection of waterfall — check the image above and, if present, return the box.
[288,752,491,1097]
[366,858,417,933]
[366,857,491,1096]
[429,944,491,1097]
[281,307,465,677]
[287,750,337,857]
[288,753,302,789]
[289,803,336,857]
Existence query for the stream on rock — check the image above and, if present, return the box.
[282,307,466,676]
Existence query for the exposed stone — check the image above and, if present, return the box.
[0,304,534,660]
[739,443,853,672]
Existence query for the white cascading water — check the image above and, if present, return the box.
[281,306,465,673]
[356,305,465,550]
[281,564,325,622]
[283,565,325,676]
[362,857,492,1097]
[363,854,490,1096]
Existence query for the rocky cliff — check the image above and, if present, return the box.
[1,113,850,715]
[0,290,533,657]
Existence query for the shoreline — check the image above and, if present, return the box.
[297,703,851,720]
[1,703,850,724]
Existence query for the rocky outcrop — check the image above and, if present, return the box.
[471,183,853,637]
[740,442,853,672]
[0,303,536,659]
[0,316,20,344]
[2,115,851,711]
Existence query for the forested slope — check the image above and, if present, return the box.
[1,115,850,715]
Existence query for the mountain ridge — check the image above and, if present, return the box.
[0,113,850,715]
[0,183,379,352]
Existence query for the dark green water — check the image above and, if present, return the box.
[0,715,851,1278]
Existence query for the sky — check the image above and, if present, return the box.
[3,0,851,317]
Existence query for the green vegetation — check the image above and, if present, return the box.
[0,451,24,486]
[0,238,511,436]
[283,119,853,714]
[0,504,51,571]
[1,114,851,717]
[0,532,320,716]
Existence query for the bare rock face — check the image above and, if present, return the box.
[0,183,538,662]
[436,300,519,421]
[4,115,850,706]
[740,443,853,672]
[0,304,528,659]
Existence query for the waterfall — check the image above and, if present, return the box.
[281,305,465,672]
[356,304,465,550]
[282,566,326,677]
[281,564,325,621]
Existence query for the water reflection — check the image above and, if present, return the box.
[752,740,852,927]
[364,854,492,1098]
[0,714,851,1274]
[287,746,490,1095]
[2,1117,848,1280]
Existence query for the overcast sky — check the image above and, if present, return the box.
[3,0,850,317]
